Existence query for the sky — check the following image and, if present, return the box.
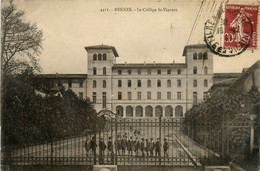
[6,0,260,74]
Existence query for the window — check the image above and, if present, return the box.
[103,54,107,60]
[93,80,96,88]
[93,67,97,75]
[147,92,151,100]
[127,92,132,100]
[79,92,83,99]
[93,92,96,103]
[128,70,132,75]
[147,69,151,75]
[138,69,141,74]
[103,67,106,75]
[193,92,197,105]
[118,92,122,100]
[157,80,161,87]
[79,82,83,88]
[157,92,161,100]
[118,70,122,75]
[137,80,141,87]
[93,54,97,61]
[203,92,208,100]
[147,80,151,87]
[203,52,208,60]
[193,53,197,60]
[199,53,203,60]
[103,80,106,88]
[177,69,181,74]
[128,80,131,87]
[167,80,171,87]
[167,92,171,100]
[98,54,102,60]
[137,92,141,100]
[193,79,197,87]
[102,92,106,108]
[177,92,181,100]
[177,80,181,87]
[118,80,122,87]
[68,81,72,88]
[167,69,171,74]
[193,67,197,74]
[204,79,208,87]
[204,66,208,74]
[157,69,161,74]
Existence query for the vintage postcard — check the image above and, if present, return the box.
[1,0,259,171]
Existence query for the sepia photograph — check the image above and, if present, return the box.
[1,0,259,171]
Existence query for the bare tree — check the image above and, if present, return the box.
[1,1,43,75]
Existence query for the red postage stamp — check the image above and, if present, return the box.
[224,4,258,49]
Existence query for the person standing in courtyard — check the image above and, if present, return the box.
[134,137,140,156]
[99,138,106,164]
[121,135,127,155]
[140,138,145,157]
[107,137,113,157]
[149,138,155,157]
[145,139,150,157]
[90,136,97,156]
[84,137,91,156]
[127,137,133,156]
[155,138,161,157]
[163,138,169,158]
[115,136,121,156]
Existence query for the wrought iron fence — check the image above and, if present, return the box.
[3,115,253,166]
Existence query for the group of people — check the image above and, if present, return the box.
[85,135,169,158]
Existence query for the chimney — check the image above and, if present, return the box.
[144,61,146,65]
[125,61,127,65]
[153,61,156,65]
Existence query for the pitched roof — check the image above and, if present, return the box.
[84,45,119,57]
[182,44,208,56]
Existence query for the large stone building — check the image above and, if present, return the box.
[40,44,214,117]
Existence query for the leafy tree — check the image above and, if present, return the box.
[1,0,43,75]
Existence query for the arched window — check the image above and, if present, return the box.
[145,105,153,117]
[93,54,97,61]
[157,80,161,87]
[155,105,163,117]
[177,80,181,87]
[93,80,96,88]
[167,80,171,87]
[118,80,122,87]
[98,54,102,60]
[128,80,131,87]
[136,106,143,117]
[204,66,208,74]
[193,67,197,74]
[165,105,173,117]
[138,80,141,87]
[116,106,123,117]
[203,52,208,60]
[103,54,107,60]
[102,80,106,88]
[204,79,208,87]
[147,80,151,87]
[193,53,197,60]
[193,79,197,87]
[199,53,203,59]
[126,106,133,117]
[175,105,183,117]
[93,67,97,75]
[103,67,106,75]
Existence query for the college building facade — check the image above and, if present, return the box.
[41,44,214,118]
